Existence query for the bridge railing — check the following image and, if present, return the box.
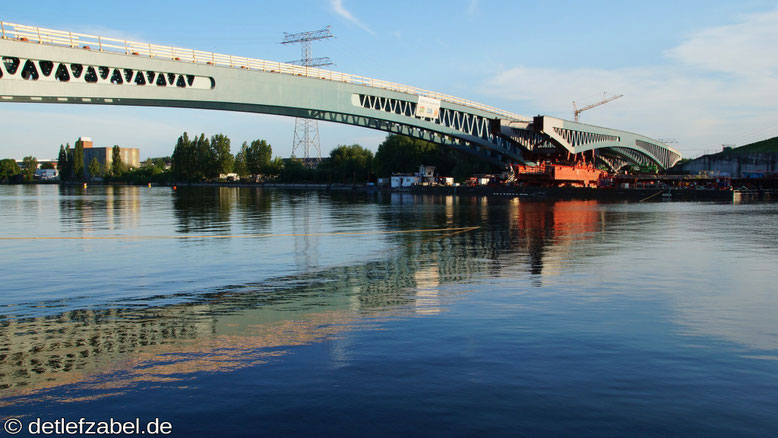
[0,21,530,122]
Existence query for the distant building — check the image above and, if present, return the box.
[76,137,140,177]
[390,174,419,188]
[390,165,453,188]
[35,169,58,180]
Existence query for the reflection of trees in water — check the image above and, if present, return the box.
[172,187,234,234]
[171,187,282,235]
[234,187,274,233]
[58,185,142,233]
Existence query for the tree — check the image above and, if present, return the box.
[111,145,125,176]
[57,143,73,181]
[194,134,215,179]
[41,162,56,170]
[0,158,21,182]
[373,134,497,180]
[322,144,374,183]
[21,156,38,182]
[73,141,85,181]
[88,157,102,180]
[373,135,438,177]
[233,145,248,178]
[267,156,284,176]
[171,132,213,181]
[245,139,272,176]
[210,133,233,177]
[278,158,313,182]
[172,132,194,181]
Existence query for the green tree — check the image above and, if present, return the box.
[194,134,215,180]
[373,135,438,177]
[21,156,38,182]
[88,157,102,180]
[41,161,56,170]
[278,158,314,182]
[322,144,374,183]
[245,139,272,176]
[0,158,21,182]
[172,132,194,181]
[267,156,284,176]
[111,145,126,176]
[210,133,233,177]
[171,132,214,181]
[373,134,496,180]
[57,144,67,176]
[73,141,85,181]
[57,144,73,181]
[233,145,248,178]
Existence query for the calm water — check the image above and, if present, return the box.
[1,185,777,437]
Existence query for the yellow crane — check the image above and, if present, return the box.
[573,92,623,122]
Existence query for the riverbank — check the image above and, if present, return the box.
[15,181,778,202]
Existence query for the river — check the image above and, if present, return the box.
[0,185,776,436]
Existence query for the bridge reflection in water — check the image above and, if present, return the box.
[0,191,611,406]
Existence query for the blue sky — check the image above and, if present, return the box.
[2,0,778,160]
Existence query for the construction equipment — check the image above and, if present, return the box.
[573,92,623,122]
[512,162,607,188]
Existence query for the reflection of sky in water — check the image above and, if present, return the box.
[1,186,777,434]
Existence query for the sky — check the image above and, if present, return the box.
[2,0,778,160]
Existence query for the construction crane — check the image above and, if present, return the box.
[573,92,623,122]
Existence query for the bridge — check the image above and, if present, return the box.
[0,22,682,169]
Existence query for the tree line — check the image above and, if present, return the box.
[3,132,496,185]
[0,156,55,183]
[171,133,284,181]
[170,132,496,183]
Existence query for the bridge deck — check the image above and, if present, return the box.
[0,21,682,169]
[0,21,530,123]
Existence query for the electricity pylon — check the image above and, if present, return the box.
[282,26,333,165]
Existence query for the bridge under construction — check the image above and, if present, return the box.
[0,21,681,172]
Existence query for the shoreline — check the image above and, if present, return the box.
[8,181,777,202]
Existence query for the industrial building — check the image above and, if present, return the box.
[76,137,140,177]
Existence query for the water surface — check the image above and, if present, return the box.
[1,185,776,436]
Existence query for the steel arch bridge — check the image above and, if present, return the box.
[0,22,682,169]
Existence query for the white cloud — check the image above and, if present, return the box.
[331,0,374,34]
[666,9,778,77]
[482,8,778,158]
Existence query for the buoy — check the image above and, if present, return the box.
[173,185,177,190]
[148,183,152,188]
[83,183,87,188]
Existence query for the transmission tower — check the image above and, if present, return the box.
[282,26,333,165]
